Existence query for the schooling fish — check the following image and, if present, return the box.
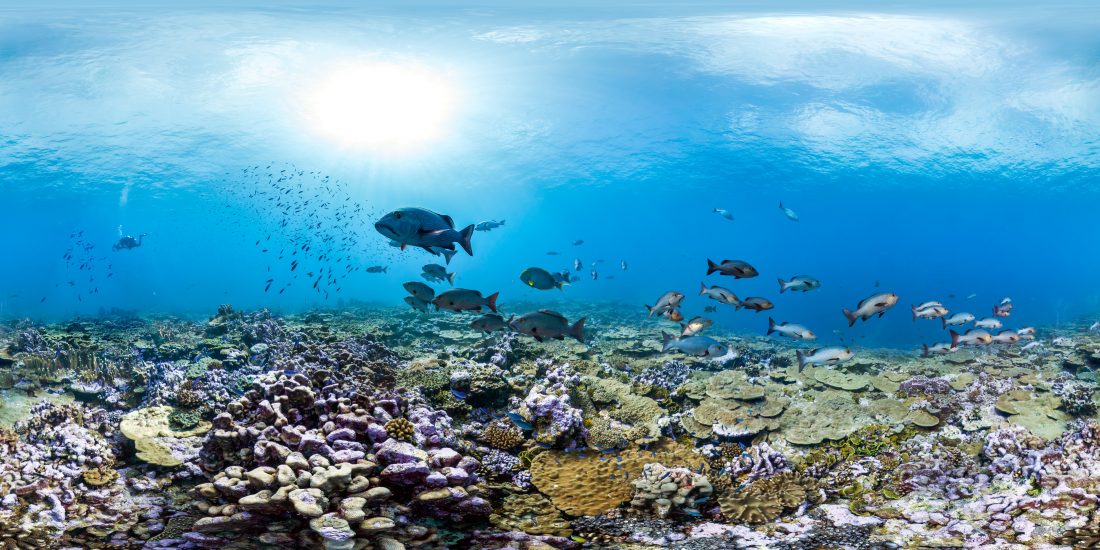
[974,318,1003,330]
[767,318,815,340]
[950,329,993,348]
[433,288,499,313]
[621,260,628,271]
[505,412,534,431]
[913,301,945,311]
[700,282,739,306]
[1016,327,1036,340]
[795,347,854,371]
[912,304,949,321]
[713,208,734,221]
[403,281,435,302]
[993,298,1013,318]
[661,308,684,322]
[921,342,956,357]
[470,313,511,334]
[843,292,899,326]
[572,240,584,246]
[736,297,774,313]
[661,332,728,357]
[992,330,1020,345]
[703,305,717,313]
[779,201,799,221]
[375,207,474,256]
[646,291,685,317]
[778,275,820,293]
[475,219,505,232]
[574,258,583,271]
[365,266,388,273]
[941,312,975,329]
[680,316,713,337]
[404,296,431,313]
[510,310,586,343]
[520,267,566,290]
[706,259,758,278]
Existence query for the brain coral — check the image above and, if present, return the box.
[529,440,704,516]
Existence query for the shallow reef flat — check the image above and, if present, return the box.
[1,305,1099,549]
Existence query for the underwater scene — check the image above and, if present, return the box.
[3,1,1100,549]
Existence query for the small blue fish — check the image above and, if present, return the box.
[684,509,702,517]
[535,442,553,449]
[695,496,710,503]
[506,412,534,431]
[450,388,468,400]
[597,447,618,454]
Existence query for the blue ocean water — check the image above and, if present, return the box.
[1,2,1099,350]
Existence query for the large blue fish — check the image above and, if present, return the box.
[376,207,474,256]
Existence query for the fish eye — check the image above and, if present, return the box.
[394,212,402,219]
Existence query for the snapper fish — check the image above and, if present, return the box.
[736,297,774,313]
[767,318,815,340]
[974,318,1003,330]
[510,310,585,343]
[992,330,1021,345]
[375,207,474,256]
[921,343,956,357]
[470,313,511,334]
[713,208,734,221]
[1021,341,1044,351]
[994,297,1013,317]
[404,296,430,313]
[950,329,993,348]
[403,281,435,302]
[475,219,505,232]
[574,258,583,271]
[680,316,713,337]
[913,301,945,311]
[1016,327,1036,340]
[432,288,499,313]
[706,259,758,278]
[778,275,820,293]
[661,308,684,322]
[422,264,456,286]
[520,267,567,290]
[843,292,899,327]
[941,312,975,329]
[912,304,949,321]
[646,291,685,318]
[661,332,728,357]
[779,201,799,221]
[388,240,458,265]
[365,266,388,273]
[1090,322,1100,333]
[699,282,739,306]
[795,347,854,371]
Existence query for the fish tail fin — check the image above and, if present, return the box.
[447,272,456,286]
[645,304,654,317]
[767,317,777,335]
[912,306,917,321]
[699,282,707,296]
[778,278,787,293]
[779,201,784,209]
[843,308,857,327]
[568,317,586,343]
[942,317,947,330]
[486,292,499,313]
[382,267,388,273]
[706,259,718,276]
[661,331,674,352]
[950,330,960,349]
[458,224,475,256]
[796,350,806,372]
[442,249,457,265]
[922,344,929,357]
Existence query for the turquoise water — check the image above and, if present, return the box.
[2,1,1099,349]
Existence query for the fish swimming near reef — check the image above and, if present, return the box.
[680,316,713,337]
[993,298,1013,317]
[706,259,758,278]
[921,342,956,357]
[703,305,717,313]
[646,291,685,318]
[475,219,505,232]
[520,267,566,290]
[661,332,728,357]
[366,265,388,273]
[574,259,583,271]
[422,264,456,286]
[914,301,944,311]
[950,329,993,348]
[795,347,854,371]
[778,275,820,293]
[432,288,499,313]
[552,271,573,287]
[779,201,799,221]
[974,318,1003,330]
[404,296,430,313]
[510,310,585,342]
[736,297,774,313]
[403,281,435,302]
[842,292,899,326]
[388,240,458,264]
[941,312,975,329]
[700,282,739,306]
[767,318,815,340]
[713,208,734,221]
[1090,322,1100,333]
[470,313,511,333]
[375,207,475,256]
[912,304,949,321]
[992,330,1020,345]
[1016,327,1036,340]
[662,308,684,322]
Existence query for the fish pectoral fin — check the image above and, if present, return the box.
[419,228,447,236]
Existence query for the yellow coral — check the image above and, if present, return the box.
[385,417,415,441]
[489,493,572,536]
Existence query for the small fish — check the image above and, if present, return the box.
[684,509,703,517]
[993,298,1013,317]
[510,310,586,343]
[706,259,758,278]
[365,266,388,273]
[950,329,993,348]
[505,412,534,431]
[474,219,505,232]
[450,388,468,400]
[621,260,627,271]
[572,240,584,246]
[432,288,499,313]
[1090,322,1100,333]
[520,267,566,290]
[422,264,456,286]
[913,300,945,311]
[681,316,713,337]
[547,251,560,256]
[591,270,598,281]
[966,293,978,299]
[736,297,774,313]
[767,318,815,340]
[779,201,799,221]
[1016,327,1036,339]
[470,313,511,334]
[778,275,820,293]
[646,291,685,317]
[912,305,949,321]
[941,312,975,329]
[661,332,728,357]
[921,342,956,357]
[703,305,717,313]
[842,292,899,326]
[403,281,435,302]
[695,496,710,503]
[992,329,1020,345]
[795,347,854,371]
[974,318,1003,330]
[1021,341,1043,351]
[700,282,739,306]
[713,208,734,221]
[574,258,583,271]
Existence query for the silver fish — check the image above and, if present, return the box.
[680,316,713,337]
[779,201,799,221]
[950,329,992,348]
[912,305,948,321]
[778,275,820,293]
[992,330,1020,345]
[403,281,435,302]
[921,343,955,357]
[574,259,583,271]
[432,288,499,313]
[404,295,430,313]
[621,260,628,271]
[713,208,734,221]
[795,347,853,371]
[422,264,456,286]
[1016,327,1036,339]
[475,219,505,232]
[375,207,474,256]
[913,301,945,311]
[706,259,758,278]
[646,291,685,317]
[510,310,585,342]
[974,318,1003,330]
[941,312,975,329]
[365,266,388,273]
[661,332,728,357]
[843,292,899,326]
[767,318,815,340]
[700,282,738,305]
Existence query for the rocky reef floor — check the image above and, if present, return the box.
[1,304,1099,549]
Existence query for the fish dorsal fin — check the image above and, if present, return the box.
[538,309,567,321]
[440,214,455,228]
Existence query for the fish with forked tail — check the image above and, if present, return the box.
[700,282,738,305]
[736,297,774,313]
[767,318,815,340]
[706,259,758,278]
[661,332,728,357]
[432,288,499,313]
[471,313,511,333]
[646,291,684,318]
[950,329,993,348]
[510,310,585,342]
[795,347,854,371]
[778,275,820,293]
[375,207,475,256]
[843,292,898,326]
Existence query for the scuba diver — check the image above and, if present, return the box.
[113,225,148,251]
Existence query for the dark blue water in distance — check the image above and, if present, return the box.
[1,1,1099,351]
